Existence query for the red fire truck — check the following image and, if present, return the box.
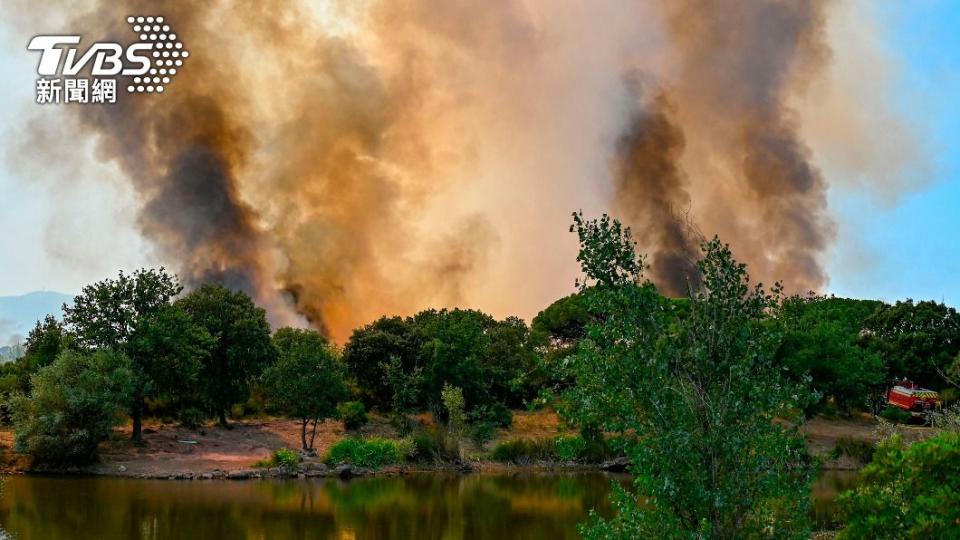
[886,379,940,417]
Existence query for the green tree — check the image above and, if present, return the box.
[777,296,886,413]
[62,268,207,441]
[342,316,426,409]
[564,213,814,539]
[838,432,960,539]
[0,315,73,399]
[176,284,276,425]
[263,327,347,451]
[862,299,960,389]
[11,349,133,466]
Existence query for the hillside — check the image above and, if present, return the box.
[0,291,73,352]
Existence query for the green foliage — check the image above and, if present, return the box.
[489,437,556,464]
[829,437,876,466]
[272,447,300,470]
[411,427,460,461]
[11,349,133,466]
[263,328,346,450]
[344,309,538,418]
[0,315,73,408]
[554,434,586,462]
[777,296,886,413]
[441,383,466,434]
[381,354,423,417]
[569,211,643,289]
[343,316,426,410]
[63,268,211,441]
[178,407,206,429]
[839,432,960,539]
[253,447,301,470]
[176,284,276,425]
[554,434,617,463]
[326,437,410,469]
[337,401,368,431]
[879,405,913,424]
[467,420,497,449]
[565,213,815,539]
[862,299,960,389]
[532,292,593,345]
[470,402,513,428]
[412,428,460,461]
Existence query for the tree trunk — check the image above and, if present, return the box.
[131,381,145,443]
[132,399,143,443]
[309,418,320,450]
[218,409,228,426]
[301,419,309,451]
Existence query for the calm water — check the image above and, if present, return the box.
[0,471,855,539]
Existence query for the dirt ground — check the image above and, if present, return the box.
[0,410,938,477]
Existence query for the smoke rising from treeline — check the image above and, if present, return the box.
[10,0,922,341]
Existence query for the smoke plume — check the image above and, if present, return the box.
[10,0,921,340]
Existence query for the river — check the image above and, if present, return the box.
[0,471,857,539]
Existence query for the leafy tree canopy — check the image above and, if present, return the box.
[264,327,347,451]
[176,284,276,425]
[564,214,815,539]
[862,299,960,389]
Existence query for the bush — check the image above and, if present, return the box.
[490,438,556,464]
[555,434,586,461]
[337,401,368,431]
[471,402,513,428]
[255,447,300,471]
[11,349,133,467]
[829,437,875,466]
[411,428,459,462]
[467,421,497,449]
[839,432,960,539]
[273,447,300,469]
[554,434,618,463]
[879,405,912,424]
[326,437,411,469]
[179,407,206,429]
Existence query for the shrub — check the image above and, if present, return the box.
[829,437,875,466]
[411,428,459,461]
[467,421,497,449]
[441,384,466,434]
[555,435,587,461]
[471,402,513,428]
[839,432,960,539]
[554,434,617,463]
[326,437,410,469]
[337,401,368,431]
[490,438,556,464]
[179,407,206,429]
[878,405,912,424]
[273,447,300,469]
[255,447,300,471]
[11,349,133,467]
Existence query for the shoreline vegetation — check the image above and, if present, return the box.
[0,410,934,480]
[2,213,958,538]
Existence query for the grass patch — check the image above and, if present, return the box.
[326,437,412,469]
[829,437,875,465]
[490,438,557,464]
[254,447,300,470]
[879,405,913,424]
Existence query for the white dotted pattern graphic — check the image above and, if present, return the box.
[125,16,187,94]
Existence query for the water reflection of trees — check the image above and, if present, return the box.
[0,473,623,539]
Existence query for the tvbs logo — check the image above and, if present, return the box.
[28,16,189,104]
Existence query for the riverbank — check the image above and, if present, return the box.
[0,410,936,479]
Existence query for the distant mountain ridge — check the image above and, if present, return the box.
[0,291,74,351]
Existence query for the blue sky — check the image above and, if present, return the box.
[1,2,959,309]
[825,2,960,305]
